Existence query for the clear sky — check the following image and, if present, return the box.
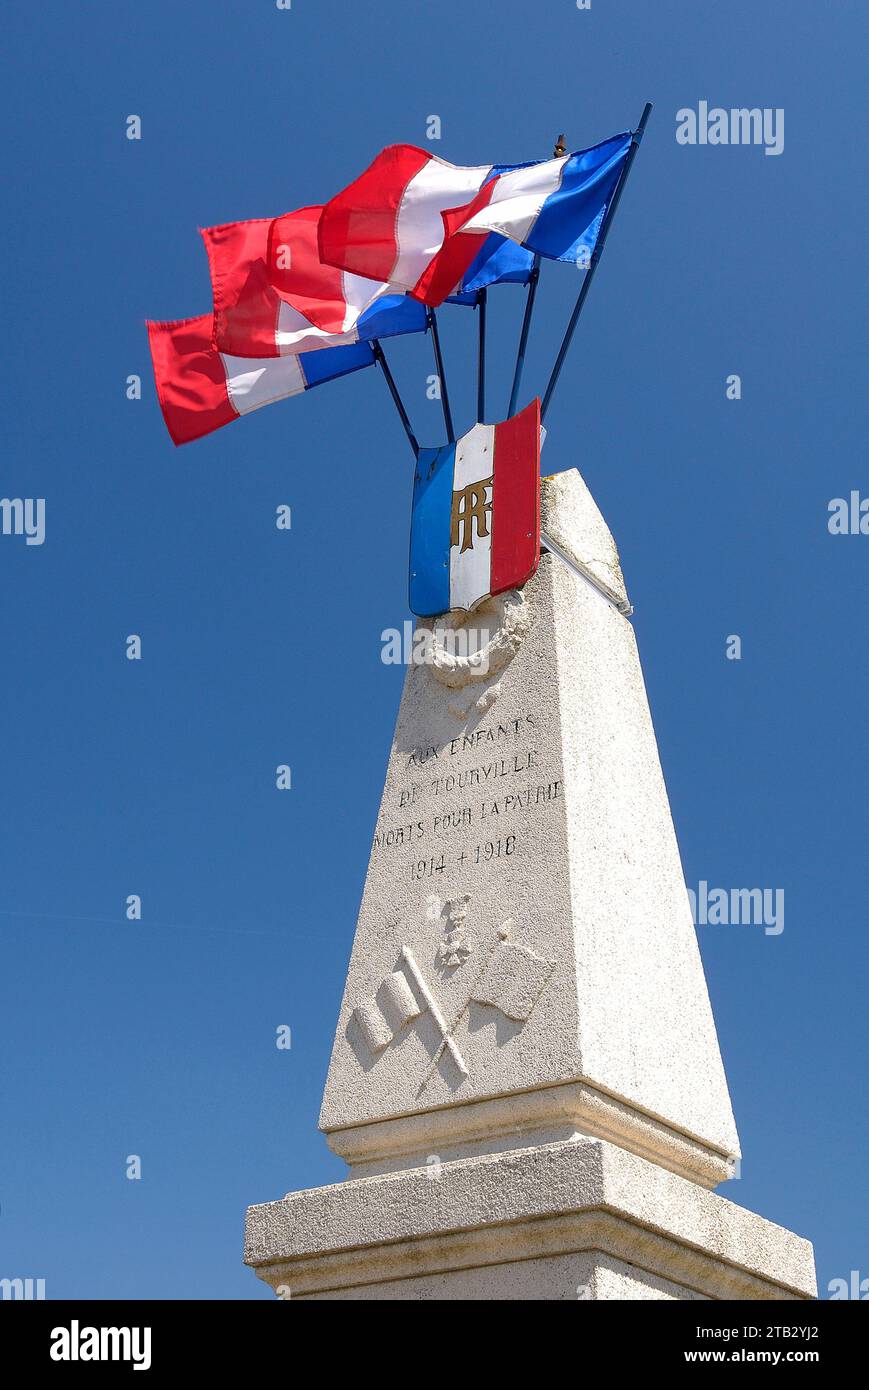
[1,0,866,1299]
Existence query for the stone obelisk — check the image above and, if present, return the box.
[244,468,816,1300]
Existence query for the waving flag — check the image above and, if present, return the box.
[262,204,397,333]
[458,233,536,293]
[318,145,491,289]
[425,135,633,303]
[447,234,536,305]
[203,216,354,356]
[409,399,541,616]
[203,213,428,357]
[320,136,632,307]
[147,314,374,446]
[204,210,525,359]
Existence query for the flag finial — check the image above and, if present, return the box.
[553,133,566,157]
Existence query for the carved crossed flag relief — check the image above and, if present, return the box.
[353,969,422,1056]
[351,909,556,1087]
[469,937,555,1022]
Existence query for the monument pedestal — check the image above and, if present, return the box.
[245,1138,815,1300]
[245,467,816,1301]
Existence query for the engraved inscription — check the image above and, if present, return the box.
[372,712,562,876]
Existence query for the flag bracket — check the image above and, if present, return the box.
[541,526,634,618]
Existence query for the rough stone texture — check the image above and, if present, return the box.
[245,1138,816,1301]
[294,1256,706,1302]
[318,467,739,1185]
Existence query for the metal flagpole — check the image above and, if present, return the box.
[426,307,455,443]
[506,133,565,418]
[372,339,419,459]
[507,254,540,418]
[476,288,487,422]
[541,102,652,424]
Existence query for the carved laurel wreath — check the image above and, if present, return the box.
[426,589,531,690]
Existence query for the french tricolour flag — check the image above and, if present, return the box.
[204,204,536,360]
[320,135,632,307]
[409,399,541,617]
[147,314,374,446]
[202,212,426,357]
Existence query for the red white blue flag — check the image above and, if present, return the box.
[409,399,541,616]
[202,208,530,358]
[319,135,632,307]
[201,212,427,357]
[147,314,375,446]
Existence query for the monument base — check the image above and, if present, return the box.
[244,1138,816,1301]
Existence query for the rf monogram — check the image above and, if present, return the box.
[451,476,493,554]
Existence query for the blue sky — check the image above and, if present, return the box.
[1,0,866,1299]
